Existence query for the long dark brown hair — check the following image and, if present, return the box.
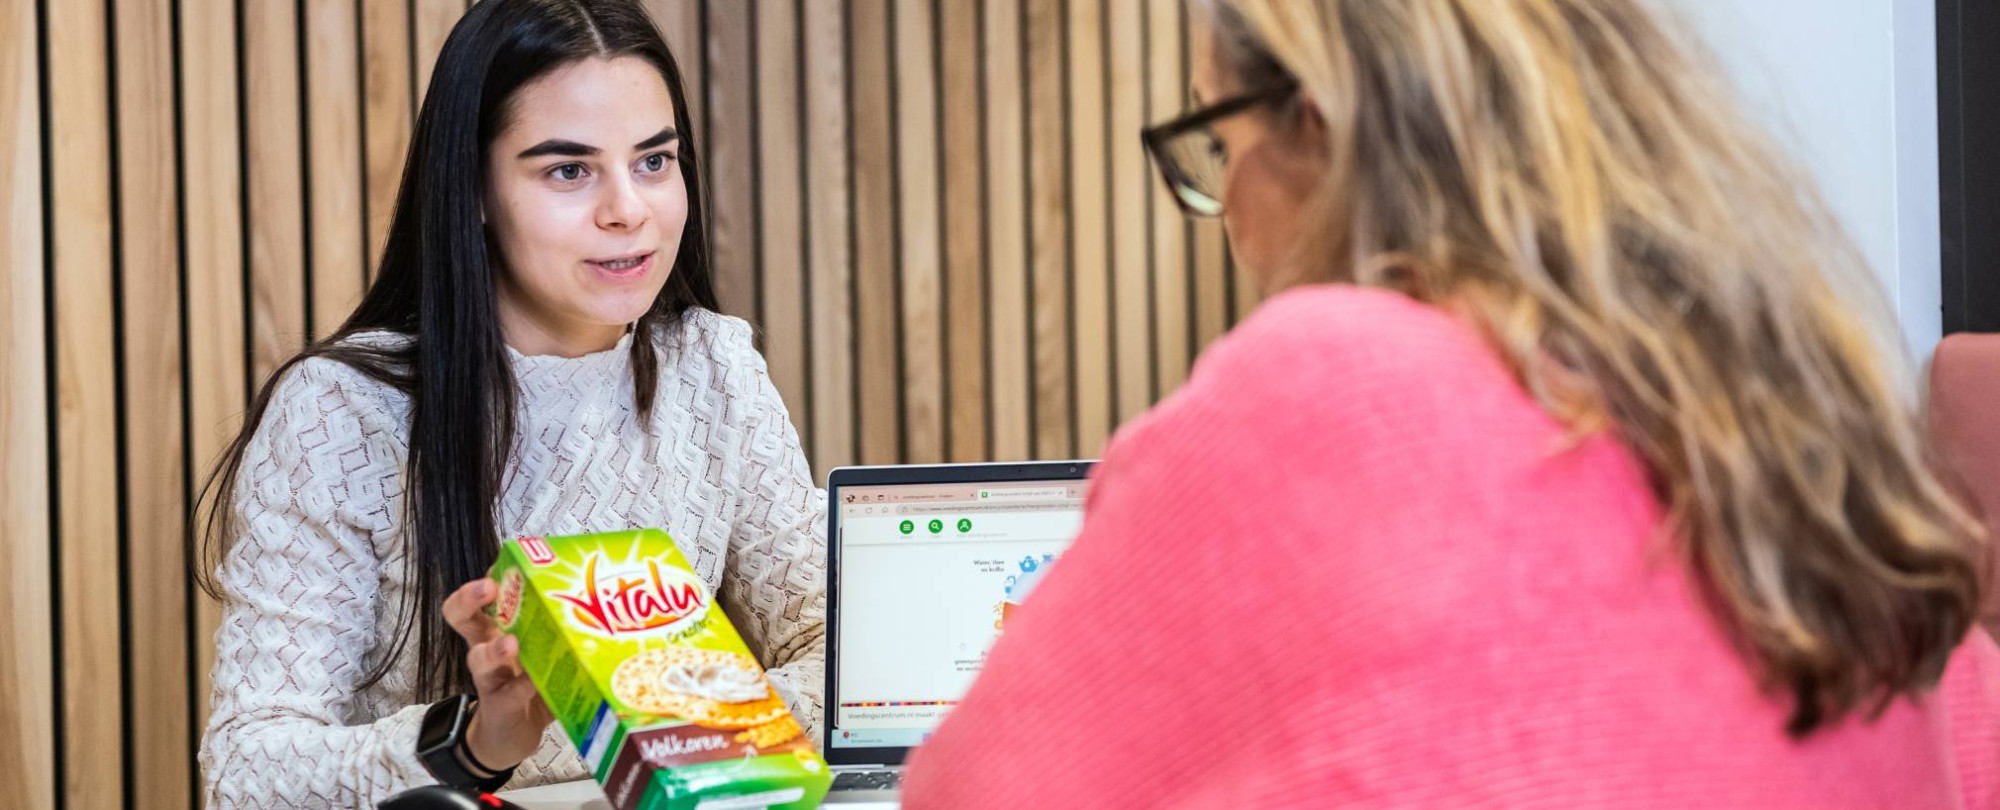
[193,0,718,701]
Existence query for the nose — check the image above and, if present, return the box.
[595,174,650,232]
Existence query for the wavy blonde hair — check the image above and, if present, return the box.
[1200,0,1988,734]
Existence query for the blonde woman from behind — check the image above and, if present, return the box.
[902,0,2000,807]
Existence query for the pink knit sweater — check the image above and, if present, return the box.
[901,285,2000,809]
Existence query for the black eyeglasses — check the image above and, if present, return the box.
[1141,78,1300,218]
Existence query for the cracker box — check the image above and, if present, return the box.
[488,528,830,809]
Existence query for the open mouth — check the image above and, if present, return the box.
[590,252,654,277]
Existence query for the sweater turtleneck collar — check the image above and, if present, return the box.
[505,329,636,394]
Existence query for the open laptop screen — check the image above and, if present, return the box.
[828,477,1089,751]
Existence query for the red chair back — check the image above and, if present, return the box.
[1930,333,2000,625]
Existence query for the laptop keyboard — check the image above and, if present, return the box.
[831,770,903,791]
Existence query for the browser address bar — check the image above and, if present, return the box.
[897,502,1072,515]
[977,487,1069,500]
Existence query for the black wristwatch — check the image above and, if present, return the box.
[416,695,516,792]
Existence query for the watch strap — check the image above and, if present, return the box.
[417,696,516,792]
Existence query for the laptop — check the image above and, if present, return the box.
[819,461,1097,807]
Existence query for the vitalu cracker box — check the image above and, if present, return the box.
[488,528,830,810]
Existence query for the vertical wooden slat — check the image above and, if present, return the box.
[246,0,308,392]
[705,1,756,321]
[851,0,902,466]
[362,0,413,277]
[644,0,706,147]
[412,0,460,105]
[0,0,53,804]
[1148,3,1190,395]
[1069,0,1112,456]
[755,0,808,441]
[804,0,853,477]
[1107,0,1150,426]
[114,0,189,802]
[48,0,125,805]
[941,0,987,462]
[895,0,945,464]
[307,0,368,337]
[1193,218,1229,349]
[1027,0,1073,461]
[182,0,246,734]
[985,0,1031,461]
[1232,248,1259,324]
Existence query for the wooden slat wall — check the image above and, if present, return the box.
[940,0,986,463]
[2,2,1250,806]
[1026,0,1073,460]
[755,0,808,447]
[1068,0,1113,455]
[804,0,855,474]
[246,0,310,407]
[115,0,189,806]
[1,0,52,807]
[987,0,1032,463]
[704,3,757,331]
[852,0,901,466]
[363,0,415,277]
[1107,0,1148,427]
[414,0,466,103]
[306,0,371,336]
[180,0,246,780]
[48,1,124,809]
[894,0,944,464]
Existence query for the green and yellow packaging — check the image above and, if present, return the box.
[488,528,830,810]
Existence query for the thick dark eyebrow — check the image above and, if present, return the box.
[515,127,678,160]
[517,139,598,160]
[634,127,679,151]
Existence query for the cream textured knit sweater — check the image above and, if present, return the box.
[199,309,826,809]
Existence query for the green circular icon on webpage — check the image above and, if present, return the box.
[957,518,973,533]
[928,519,944,534]
[899,520,914,534]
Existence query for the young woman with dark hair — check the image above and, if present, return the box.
[195,2,824,805]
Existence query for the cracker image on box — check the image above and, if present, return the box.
[488,529,829,810]
[613,648,795,735]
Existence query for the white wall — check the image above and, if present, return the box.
[1667,0,1940,358]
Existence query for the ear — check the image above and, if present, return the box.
[1293,93,1329,152]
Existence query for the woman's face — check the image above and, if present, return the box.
[1189,23,1328,293]
[485,55,687,357]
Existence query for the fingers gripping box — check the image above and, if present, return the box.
[488,528,830,809]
